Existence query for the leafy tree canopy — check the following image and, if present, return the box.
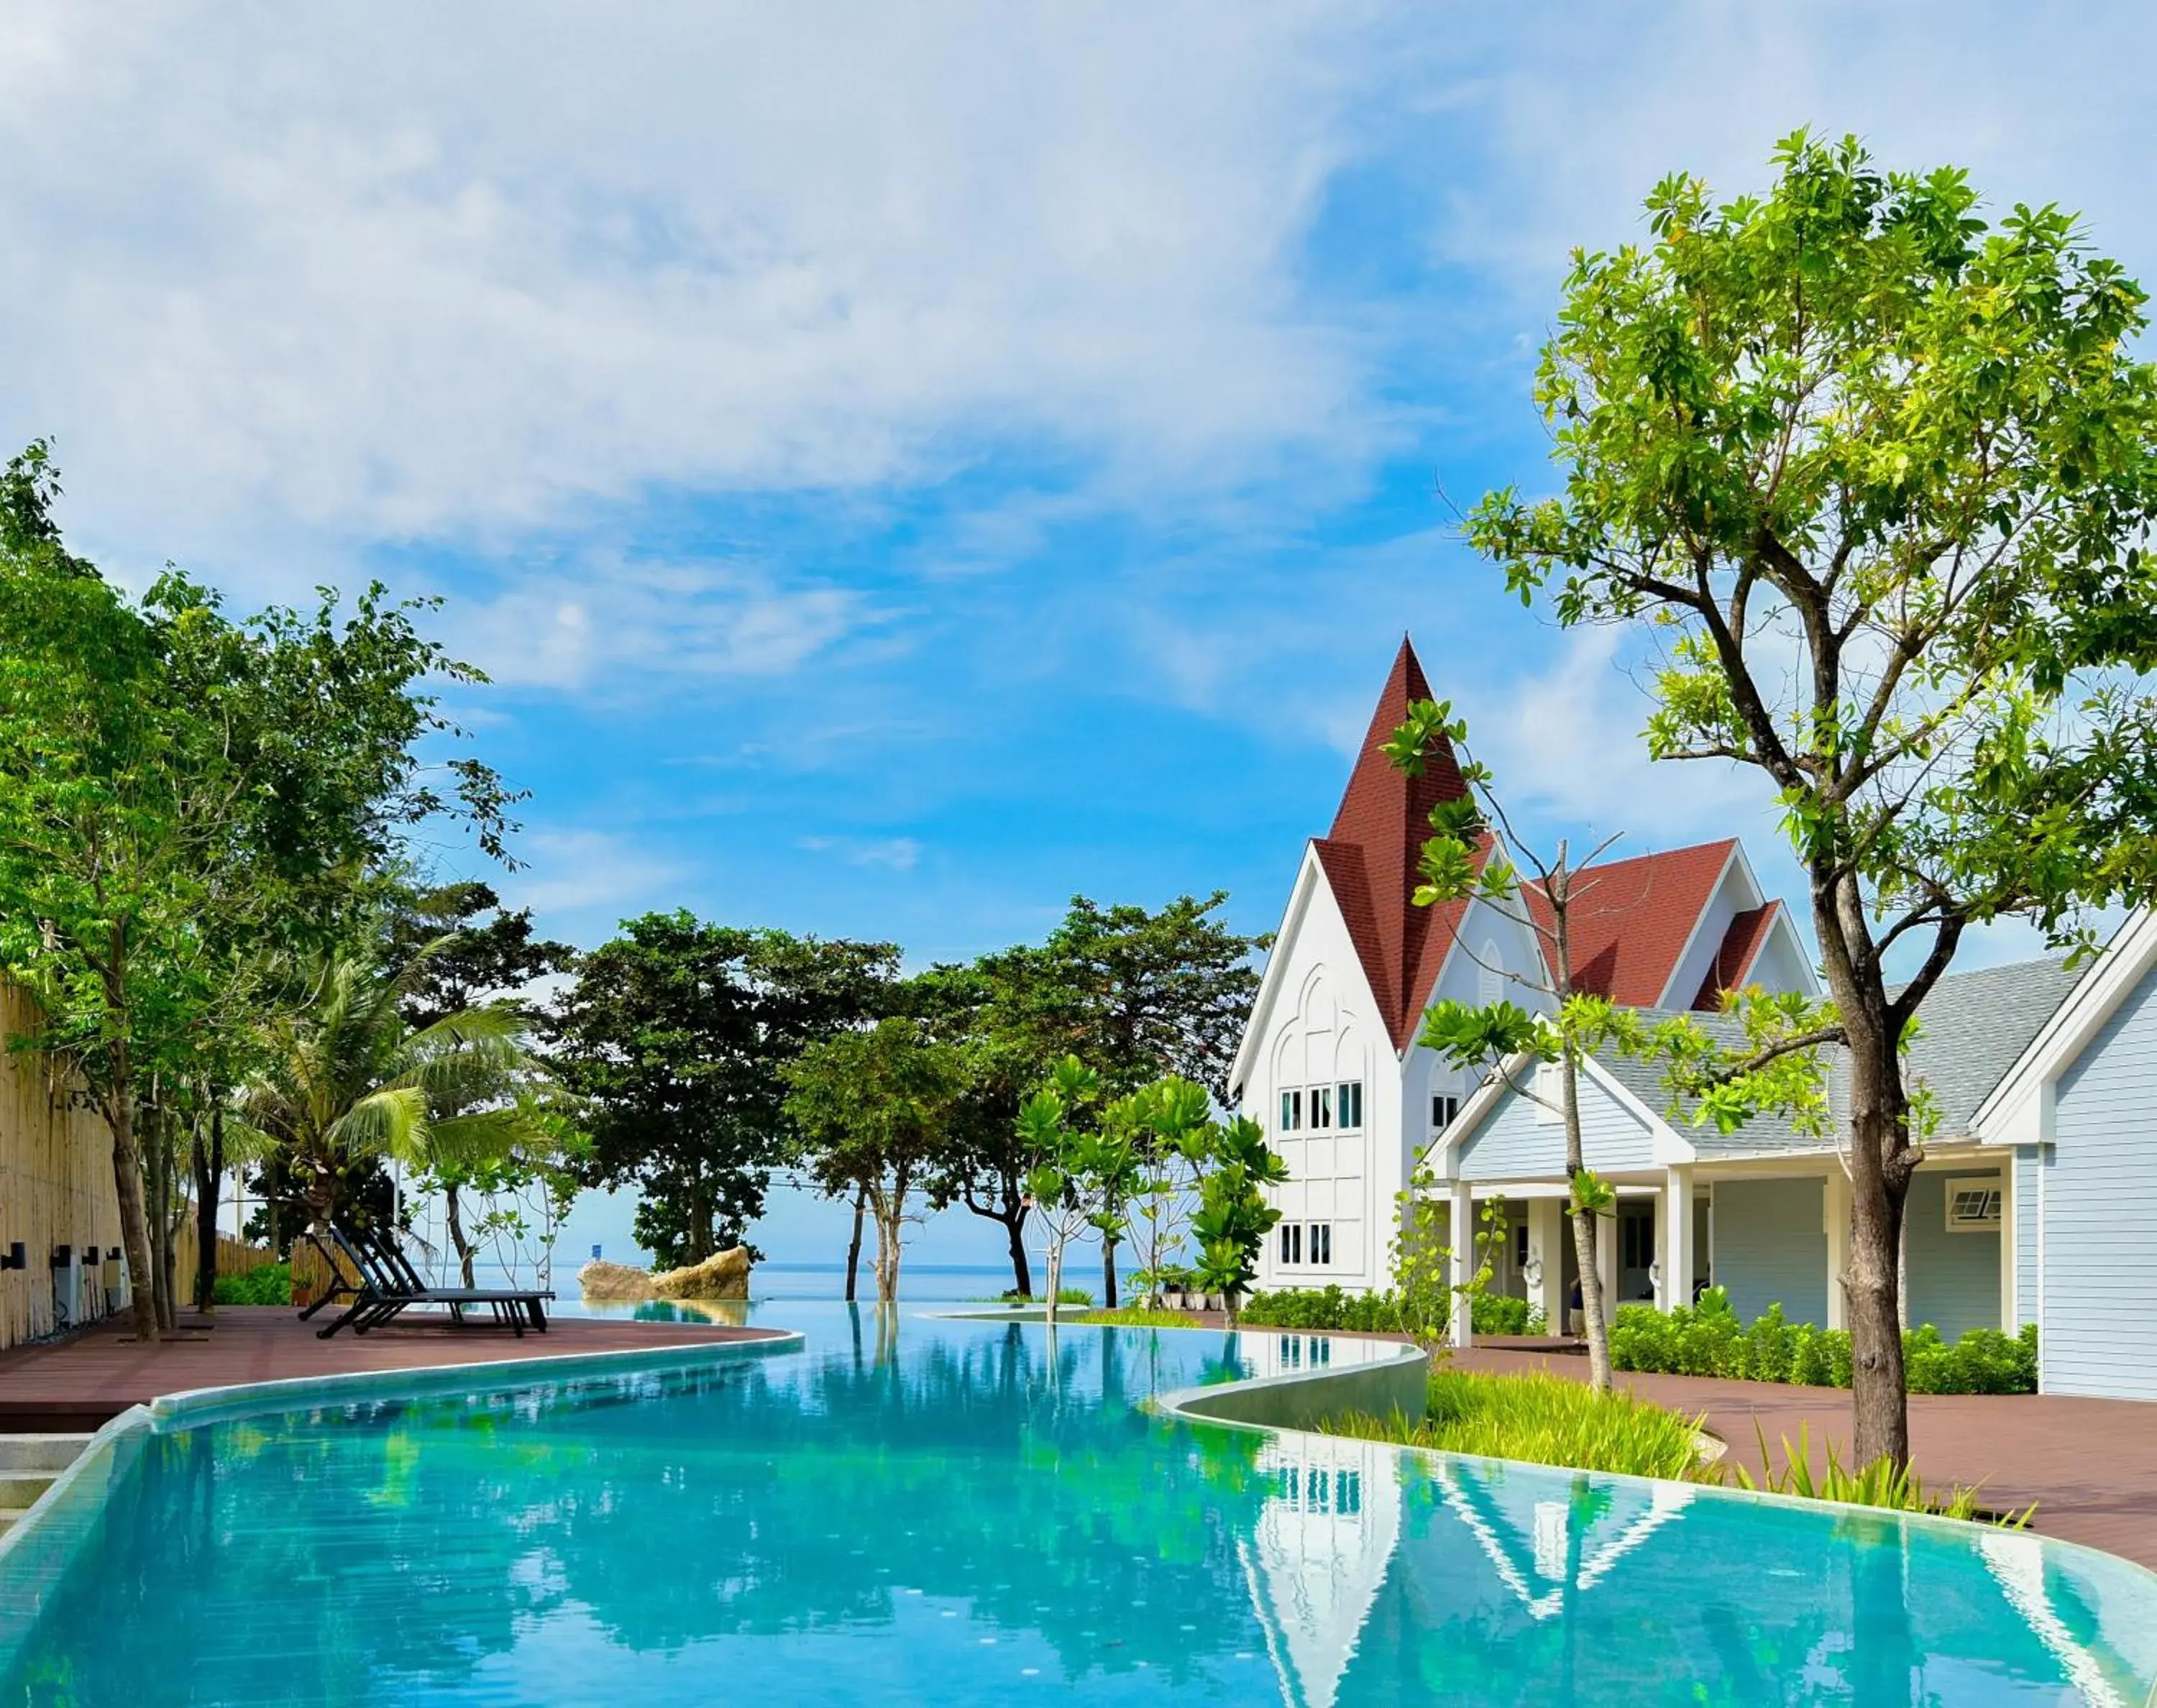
[552,910,895,1267]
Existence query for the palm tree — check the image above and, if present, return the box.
[237,942,560,1243]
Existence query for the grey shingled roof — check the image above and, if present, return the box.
[1892,956,2086,1137]
[1577,954,2087,1160]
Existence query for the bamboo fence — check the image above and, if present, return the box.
[0,983,121,1350]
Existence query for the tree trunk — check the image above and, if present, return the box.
[1102,1231,1118,1309]
[1044,1234,1063,1328]
[148,1103,177,1333]
[1548,880,1612,1393]
[191,1112,221,1312]
[444,1183,477,1287]
[1817,871,1916,1472]
[1562,1062,1612,1392]
[1844,1040,1913,1470]
[1003,1209,1032,1299]
[688,1180,712,1265]
[106,1080,160,1344]
[843,1185,866,1303]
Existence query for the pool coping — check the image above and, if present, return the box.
[0,1328,807,1612]
[7,1310,2156,1693]
[984,1315,2157,1596]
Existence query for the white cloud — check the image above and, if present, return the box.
[0,1,1388,584]
[445,556,871,692]
[496,825,690,938]
[798,835,922,874]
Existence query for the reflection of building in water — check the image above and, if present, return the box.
[1431,1461,1695,1622]
[1238,1433,1402,1708]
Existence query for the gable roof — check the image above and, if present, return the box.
[1898,955,2087,1138]
[1691,901,1782,1009]
[1521,840,1739,1008]
[1312,635,1474,1051]
[1437,955,2089,1172]
[1973,911,2157,1148]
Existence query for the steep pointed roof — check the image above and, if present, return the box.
[1310,637,1472,1050]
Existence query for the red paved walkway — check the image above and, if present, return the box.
[0,1305,787,1429]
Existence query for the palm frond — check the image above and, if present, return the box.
[324,1084,431,1167]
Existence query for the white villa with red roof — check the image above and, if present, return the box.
[1232,639,2157,1402]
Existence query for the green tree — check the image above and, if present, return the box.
[1012,1057,1129,1326]
[1465,134,2157,1465]
[969,895,1267,1300]
[905,961,1043,1297]
[390,881,575,1284]
[1385,699,1632,1387]
[1188,1115,1287,1326]
[235,945,560,1239]
[782,1015,971,1304]
[0,446,516,1338]
[554,913,894,1267]
[1020,894,1269,1101]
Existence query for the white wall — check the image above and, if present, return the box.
[1245,865,1553,1295]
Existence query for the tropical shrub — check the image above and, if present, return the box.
[214,1263,293,1306]
[1729,1423,2034,1526]
[1240,1285,1544,1338]
[1608,1297,2035,1395]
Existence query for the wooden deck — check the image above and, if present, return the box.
[0,1305,787,1431]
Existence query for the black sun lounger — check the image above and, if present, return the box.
[300,1222,554,1340]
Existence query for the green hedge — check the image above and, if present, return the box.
[1240,1285,1544,1337]
[213,1263,293,1306]
[1608,1291,2036,1395]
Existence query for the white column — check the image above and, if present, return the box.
[1447,1180,1474,1349]
[1662,1165,1695,1312]
[1823,1167,1851,1331]
[1997,1160,2015,1331]
[1527,1195,1566,1336]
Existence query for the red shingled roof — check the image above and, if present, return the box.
[1306,642,1781,1052]
[1691,900,1782,1010]
[1521,840,1738,1008]
[1312,636,1473,1051]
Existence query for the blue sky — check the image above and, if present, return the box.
[7,4,2154,1267]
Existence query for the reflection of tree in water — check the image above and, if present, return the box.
[2,1318,1274,1704]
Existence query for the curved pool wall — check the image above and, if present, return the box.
[4,1304,2155,1707]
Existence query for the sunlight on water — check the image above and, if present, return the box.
[3,1303,2153,1706]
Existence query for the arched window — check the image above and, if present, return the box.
[1477,937,1503,1009]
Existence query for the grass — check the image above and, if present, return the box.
[1078,1305,1202,1328]
[965,1287,1094,1307]
[1324,1368,2033,1527]
[1327,1369,1708,1482]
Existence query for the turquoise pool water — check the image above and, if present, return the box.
[3,1303,2154,1706]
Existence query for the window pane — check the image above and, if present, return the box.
[1311,1086,1332,1129]
[1337,1080,1363,1129]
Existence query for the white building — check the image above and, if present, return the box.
[1230,638,1815,1299]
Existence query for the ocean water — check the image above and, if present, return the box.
[3,1303,2153,1706]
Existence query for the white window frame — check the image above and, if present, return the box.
[1280,1089,1303,1132]
[1432,1093,1460,1133]
[1943,1174,2004,1234]
[1336,1080,1364,1131]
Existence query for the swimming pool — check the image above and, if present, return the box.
[3,1303,2153,1705]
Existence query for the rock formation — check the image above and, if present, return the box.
[652,1246,751,1300]
[576,1246,752,1303]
